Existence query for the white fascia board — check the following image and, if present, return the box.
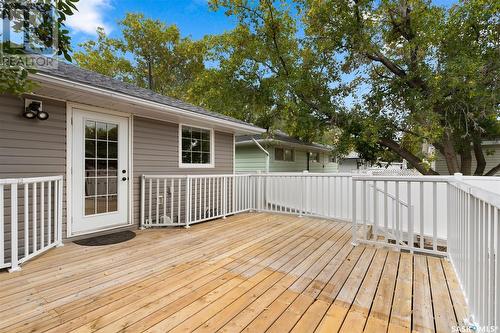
[31,73,266,135]
[236,139,331,153]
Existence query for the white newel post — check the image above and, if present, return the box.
[57,179,63,246]
[9,183,20,272]
[352,178,358,246]
[185,177,191,229]
[140,175,145,229]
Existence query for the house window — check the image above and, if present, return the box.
[311,152,320,163]
[275,147,294,162]
[180,125,214,168]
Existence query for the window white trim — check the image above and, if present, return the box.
[178,123,215,169]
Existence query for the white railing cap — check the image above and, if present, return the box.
[0,175,63,185]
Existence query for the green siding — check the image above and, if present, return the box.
[235,146,267,173]
[236,144,338,173]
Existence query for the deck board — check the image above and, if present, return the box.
[0,213,468,333]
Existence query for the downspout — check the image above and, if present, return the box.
[252,138,270,173]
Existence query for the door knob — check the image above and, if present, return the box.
[122,177,128,181]
[122,170,127,174]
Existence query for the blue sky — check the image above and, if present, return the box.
[67,0,458,48]
[67,0,237,48]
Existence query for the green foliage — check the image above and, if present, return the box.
[74,14,206,100]
[0,0,78,95]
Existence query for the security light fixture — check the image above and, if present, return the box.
[24,100,48,120]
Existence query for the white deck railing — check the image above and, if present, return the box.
[141,171,499,327]
[141,174,254,228]
[447,176,499,327]
[0,176,63,272]
[351,175,450,255]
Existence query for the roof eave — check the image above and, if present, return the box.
[31,73,266,135]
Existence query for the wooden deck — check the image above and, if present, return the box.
[0,213,468,333]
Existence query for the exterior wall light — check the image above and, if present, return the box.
[24,99,49,120]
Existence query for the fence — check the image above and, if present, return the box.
[0,176,63,272]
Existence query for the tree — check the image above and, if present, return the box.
[75,13,207,100]
[0,0,78,95]
[210,0,499,175]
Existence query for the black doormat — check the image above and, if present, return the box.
[74,230,136,246]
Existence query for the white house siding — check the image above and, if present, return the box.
[435,145,500,176]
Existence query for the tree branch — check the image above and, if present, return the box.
[378,138,439,175]
[473,139,486,175]
[485,162,500,176]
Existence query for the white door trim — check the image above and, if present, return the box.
[66,102,133,238]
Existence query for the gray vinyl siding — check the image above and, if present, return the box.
[0,94,67,259]
[0,94,235,258]
[132,116,234,225]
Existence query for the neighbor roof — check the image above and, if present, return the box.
[35,61,263,131]
[236,131,331,152]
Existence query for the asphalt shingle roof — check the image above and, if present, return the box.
[38,61,261,129]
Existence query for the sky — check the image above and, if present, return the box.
[67,0,237,47]
[66,0,458,47]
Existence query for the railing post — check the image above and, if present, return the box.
[56,178,63,247]
[185,177,191,229]
[222,177,227,219]
[9,183,20,272]
[140,175,145,229]
[256,172,261,212]
[352,178,358,246]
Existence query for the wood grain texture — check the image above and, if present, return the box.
[0,213,467,333]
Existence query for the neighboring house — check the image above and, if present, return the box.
[235,132,338,173]
[0,61,264,239]
[433,141,500,175]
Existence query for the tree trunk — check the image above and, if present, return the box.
[439,135,460,175]
[378,138,439,175]
[460,145,472,175]
[473,139,486,175]
[147,60,153,90]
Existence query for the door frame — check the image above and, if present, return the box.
[66,102,134,237]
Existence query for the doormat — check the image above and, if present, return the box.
[74,230,136,246]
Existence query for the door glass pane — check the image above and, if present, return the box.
[85,197,96,215]
[96,196,107,214]
[84,120,119,216]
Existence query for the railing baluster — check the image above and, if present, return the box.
[395,181,400,248]
[419,182,424,249]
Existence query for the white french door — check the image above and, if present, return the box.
[71,108,130,235]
